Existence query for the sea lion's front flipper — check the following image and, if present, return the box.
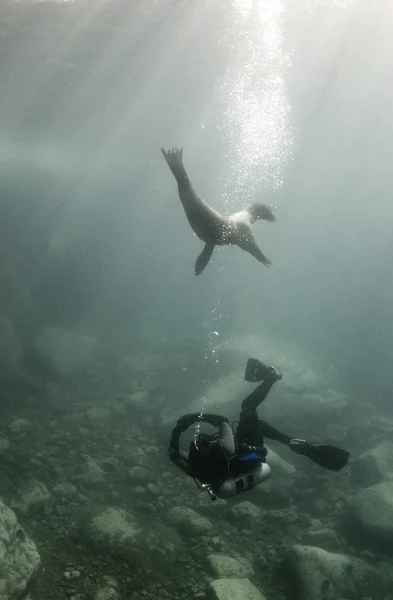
[237,233,281,273]
[195,243,215,275]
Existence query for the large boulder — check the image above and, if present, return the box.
[250,447,297,506]
[0,265,39,344]
[166,506,213,537]
[81,506,180,573]
[351,439,393,487]
[0,312,38,389]
[34,327,98,376]
[283,544,392,600]
[227,501,263,531]
[183,333,328,416]
[10,480,51,516]
[185,334,347,435]
[0,499,41,599]
[343,481,393,552]
[214,333,330,396]
[207,554,254,579]
[0,313,22,381]
[209,578,266,600]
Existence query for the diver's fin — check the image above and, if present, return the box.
[290,439,349,472]
[195,243,215,275]
[245,358,283,383]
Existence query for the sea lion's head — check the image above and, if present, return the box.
[251,203,276,222]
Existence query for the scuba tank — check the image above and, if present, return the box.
[212,462,271,500]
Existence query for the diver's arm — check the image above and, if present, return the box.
[258,418,291,445]
[169,413,229,448]
[168,448,191,475]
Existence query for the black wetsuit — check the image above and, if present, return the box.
[168,369,289,476]
[169,361,350,498]
[236,373,290,448]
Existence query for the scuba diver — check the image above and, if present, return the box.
[168,358,350,501]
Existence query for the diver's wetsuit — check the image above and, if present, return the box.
[236,368,290,449]
[168,359,350,501]
[168,365,288,480]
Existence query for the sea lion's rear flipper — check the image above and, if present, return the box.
[195,243,215,275]
[161,147,188,184]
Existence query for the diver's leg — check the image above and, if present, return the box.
[241,366,282,413]
[237,366,282,446]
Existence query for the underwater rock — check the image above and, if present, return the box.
[63,569,81,580]
[0,312,23,379]
[0,435,10,451]
[252,446,296,506]
[0,312,38,389]
[209,577,266,600]
[266,447,296,477]
[8,417,31,434]
[166,506,213,536]
[79,456,106,484]
[84,507,141,558]
[126,447,149,469]
[263,508,299,527]
[0,498,41,599]
[343,481,393,552]
[94,586,120,600]
[304,527,342,552]
[10,480,51,516]
[351,439,393,487]
[82,506,179,572]
[128,466,153,484]
[0,264,39,346]
[283,544,388,600]
[185,334,343,433]
[215,333,329,393]
[53,482,78,498]
[207,554,254,579]
[325,423,348,443]
[86,407,112,422]
[227,501,263,531]
[123,390,150,412]
[269,388,348,433]
[34,327,98,376]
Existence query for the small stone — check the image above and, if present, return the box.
[53,483,78,498]
[9,418,31,433]
[63,570,81,580]
[95,588,119,600]
[86,407,111,421]
[10,481,51,515]
[102,576,118,588]
[128,466,153,484]
[0,436,10,450]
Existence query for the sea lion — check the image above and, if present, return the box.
[161,147,278,275]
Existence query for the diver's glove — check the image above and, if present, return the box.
[289,439,349,472]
